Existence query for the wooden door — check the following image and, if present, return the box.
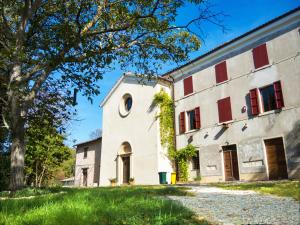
[82,168,88,187]
[122,156,130,184]
[265,138,288,180]
[223,145,239,181]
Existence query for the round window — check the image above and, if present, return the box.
[125,97,132,112]
[119,94,133,117]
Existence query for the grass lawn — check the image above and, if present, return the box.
[0,186,210,225]
[213,180,300,201]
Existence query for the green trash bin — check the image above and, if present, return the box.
[158,172,167,184]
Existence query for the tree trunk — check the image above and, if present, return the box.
[38,166,46,188]
[9,91,26,191]
[35,161,38,187]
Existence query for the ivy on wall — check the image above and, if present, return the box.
[174,144,197,182]
[153,89,176,158]
[153,89,197,182]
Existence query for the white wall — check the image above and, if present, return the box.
[100,76,173,186]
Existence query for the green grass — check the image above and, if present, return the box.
[213,180,300,201]
[0,186,210,225]
[0,187,62,198]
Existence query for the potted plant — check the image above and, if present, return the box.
[109,178,117,186]
[129,178,135,185]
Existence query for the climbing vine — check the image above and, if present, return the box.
[153,89,176,158]
[153,89,197,182]
[174,144,197,181]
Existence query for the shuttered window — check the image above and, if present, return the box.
[83,147,88,158]
[179,112,186,134]
[215,61,228,84]
[273,81,284,109]
[187,110,196,130]
[183,76,193,96]
[217,97,233,123]
[260,85,276,112]
[249,88,260,116]
[195,107,201,129]
[252,43,269,69]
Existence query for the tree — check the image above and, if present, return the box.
[0,0,222,190]
[25,120,72,187]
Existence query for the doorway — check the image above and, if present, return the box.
[223,145,239,181]
[82,168,88,186]
[264,137,288,180]
[122,156,130,184]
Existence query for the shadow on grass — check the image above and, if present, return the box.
[0,186,209,225]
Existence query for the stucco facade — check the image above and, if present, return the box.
[74,138,102,187]
[170,9,300,182]
[99,74,173,186]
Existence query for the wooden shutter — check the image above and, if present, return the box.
[274,81,284,109]
[179,112,186,134]
[249,88,260,116]
[253,43,269,69]
[194,107,201,129]
[215,61,228,84]
[183,76,193,96]
[217,97,233,123]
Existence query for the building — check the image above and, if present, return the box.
[99,74,174,186]
[75,7,300,186]
[168,7,300,182]
[74,137,102,187]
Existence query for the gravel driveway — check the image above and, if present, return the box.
[168,185,300,225]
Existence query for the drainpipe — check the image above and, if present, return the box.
[168,75,179,178]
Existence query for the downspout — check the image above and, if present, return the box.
[168,75,179,178]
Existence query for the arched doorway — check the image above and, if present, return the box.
[119,142,132,184]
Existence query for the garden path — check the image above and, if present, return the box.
[168,185,300,225]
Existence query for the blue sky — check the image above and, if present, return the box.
[66,0,300,146]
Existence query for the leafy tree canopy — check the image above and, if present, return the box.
[0,0,222,190]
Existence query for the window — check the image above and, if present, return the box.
[179,112,186,134]
[83,147,88,158]
[188,110,196,130]
[119,93,133,117]
[217,97,232,123]
[125,96,132,111]
[187,107,201,131]
[183,76,193,96]
[252,43,269,69]
[260,85,276,112]
[250,81,284,115]
[215,61,228,84]
[192,151,200,170]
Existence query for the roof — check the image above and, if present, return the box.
[162,6,300,77]
[74,137,102,147]
[100,72,171,107]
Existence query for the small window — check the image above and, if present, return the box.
[252,43,269,69]
[217,97,233,123]
[187,110,196,130]
[83,147,88,158]
[192,152,200,170]
[119,93,133,117]
[183,76,193,96]
[215,61,228,84]
[260,85,276,112]
[125,97,132,111]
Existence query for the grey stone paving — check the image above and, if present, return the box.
[168,185,300,225]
